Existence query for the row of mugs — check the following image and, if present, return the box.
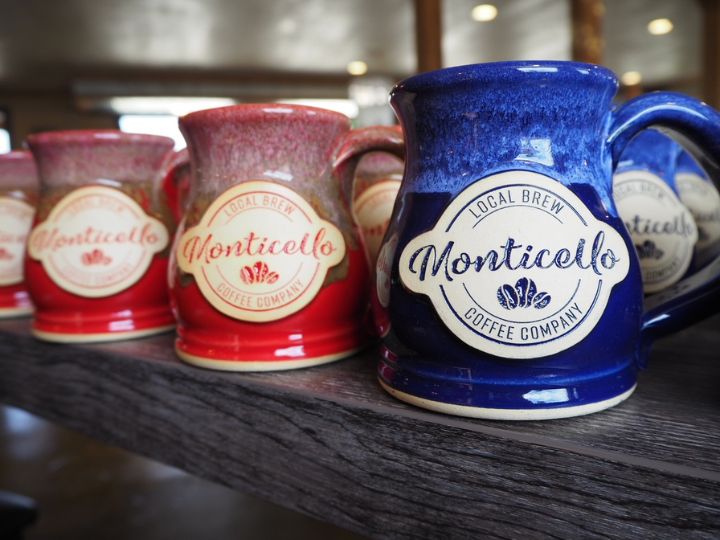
[0,113,404,373]
[2,60,720,421]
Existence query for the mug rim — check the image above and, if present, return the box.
[392,60,618,94]
[0,150,34,162]
[180,103,352,129]
[26,129,175,148]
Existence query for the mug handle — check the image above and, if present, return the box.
[332,125,405,210]
[607,91,720,340]
[161,155,190,223]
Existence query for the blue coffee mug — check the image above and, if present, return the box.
[675,149,720,268]
[613,129,698,293]
[375,61,720,420]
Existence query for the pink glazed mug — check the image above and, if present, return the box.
[0,151,39,317]
[352,126,404,263]
[171,104,403,370]
[25,130,178,342]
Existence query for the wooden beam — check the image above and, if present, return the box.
[570,0,604,64]
[701,0,720,108]
[414,0,443,73]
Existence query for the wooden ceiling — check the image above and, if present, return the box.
[0,0,701,93]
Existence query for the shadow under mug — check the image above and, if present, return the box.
[25,130,178,342]
[376,60,720,420]
[171,104,403,371]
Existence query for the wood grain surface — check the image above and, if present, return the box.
[0,316,719,539]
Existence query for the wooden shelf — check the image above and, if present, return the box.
[1,316,719,539]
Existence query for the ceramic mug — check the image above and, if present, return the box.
[376,61,720,420]
[352,127,404,263]
[171,104,403,371]
[675,149,720,268]
[25,130,177,342]
[613,129,698,293]
[0,151,38,317]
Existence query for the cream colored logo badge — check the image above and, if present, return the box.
[177,181,346,322]
[676,172,720,264]
[399,171,630,359]
[28,186,169,297]
[353,180,401,261]
[614,170,697,293]
[0,197,35,286]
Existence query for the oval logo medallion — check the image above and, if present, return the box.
[399,170,630,359]
[0,197,35,286]
[613,170,697,293]
[177,181,346,322]
[28,186,169,297]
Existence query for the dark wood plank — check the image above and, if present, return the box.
[1,316,719,539]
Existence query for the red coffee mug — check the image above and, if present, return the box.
[25,130,178,342]
[0,151,39,318]
[352,132,404,263]
[171,104,403,371]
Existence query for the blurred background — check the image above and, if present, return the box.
[0,0,713,151]
[0,0,714,538]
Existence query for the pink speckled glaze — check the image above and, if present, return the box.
[173,103,404,370]
[25,129,177,342]
[180,104,354,230]
[357,151,403,174]
[0,151,40,191]
[27,130,174,187]
[163,148,190,219]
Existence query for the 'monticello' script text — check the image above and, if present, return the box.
[29,224,162,254]
[181,228,339,265]
[408,231,621,283]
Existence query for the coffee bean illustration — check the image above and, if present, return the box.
[497,283,519,309]
[533,291,552,309]
[515,277,537,307]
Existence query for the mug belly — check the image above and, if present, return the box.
[172,247,370,370]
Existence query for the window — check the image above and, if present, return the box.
[0,109,10,153]
[118,114,186,149]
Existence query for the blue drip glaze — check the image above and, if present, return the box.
[378,61,720,417]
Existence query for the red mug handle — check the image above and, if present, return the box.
[332,125,405,213]
[332,125,405,337]
[161,150,190,222]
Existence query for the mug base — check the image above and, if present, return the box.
[32,324,175,344]
[378,378,636,421]
[0,305,33,319]
[176,345,361,372]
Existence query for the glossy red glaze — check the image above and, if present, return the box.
[0,284,33,315]
[26,256,174,335]
[173,104,404,369]
[0,151,38,317]
[172,248,369,362]
[25,130,176,341]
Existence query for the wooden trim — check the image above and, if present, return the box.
[570,0,604,64]
[701,0,720,108]
[414,0,443,73]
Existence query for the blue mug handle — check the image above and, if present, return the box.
[608,91,720,341]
